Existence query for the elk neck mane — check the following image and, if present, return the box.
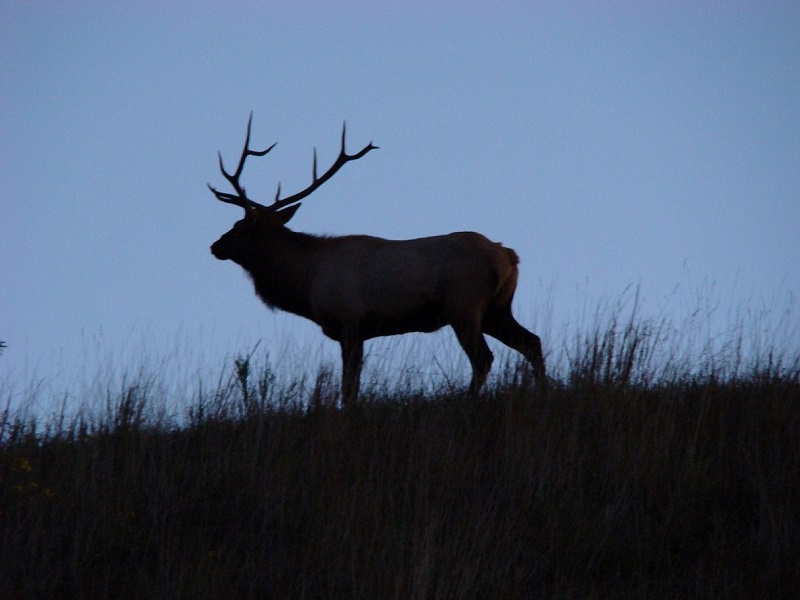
[242,225,334,317]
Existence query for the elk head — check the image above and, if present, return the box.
[208,113,377,263]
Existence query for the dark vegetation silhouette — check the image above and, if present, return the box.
[2,307,798,599]
[208,115,547,404]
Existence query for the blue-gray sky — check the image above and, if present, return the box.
[2,2,799,404]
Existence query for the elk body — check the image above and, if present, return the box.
[209,116,547,404]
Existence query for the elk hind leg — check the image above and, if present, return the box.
[483,308,548,395]
[452,321,494,396]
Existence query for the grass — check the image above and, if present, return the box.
[1,306,799,599]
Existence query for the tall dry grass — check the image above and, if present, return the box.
[1,305,799,599]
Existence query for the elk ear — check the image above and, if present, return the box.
[276,203,302,224]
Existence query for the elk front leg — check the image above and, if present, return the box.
[340,337,364,406]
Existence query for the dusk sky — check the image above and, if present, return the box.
[3,2,799,409]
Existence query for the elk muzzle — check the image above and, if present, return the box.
[210,239,229,260]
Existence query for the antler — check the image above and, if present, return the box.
[208,114,378,213]
[269,121,378,212]
[207,112,276,210]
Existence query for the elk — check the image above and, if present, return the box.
[209,115,547,404]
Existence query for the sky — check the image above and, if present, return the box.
[2,2,799,409]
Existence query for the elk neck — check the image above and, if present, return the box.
[241,225,324,318]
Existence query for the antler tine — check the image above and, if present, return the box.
[207,184,251,209]
[312,147,318,181]
[209,112,277,210]
[229,113,276,180]
[270,121,378,212]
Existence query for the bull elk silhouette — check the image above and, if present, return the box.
[209,115,547,404]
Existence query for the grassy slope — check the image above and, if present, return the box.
[2,368,799,599]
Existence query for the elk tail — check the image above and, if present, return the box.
[491,245,520,307]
